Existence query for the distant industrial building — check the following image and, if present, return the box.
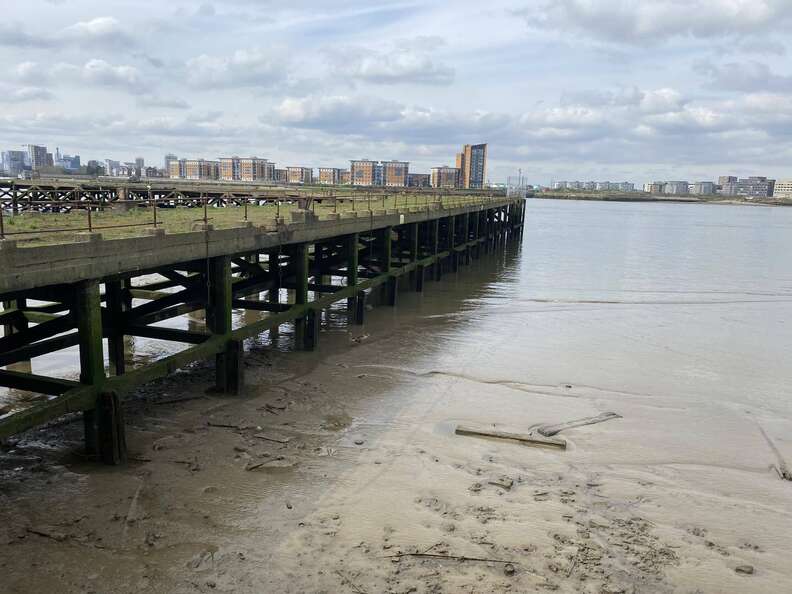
[2,151,28,177]
[664,181,689,195]
[553,181,635,192]
[431,166,460,189]
[456,143,487,189]
[407,173,430,188]
[690,182,716,195]
[719,176,775,198]
[286,166,313,185]
[774,180,792,199]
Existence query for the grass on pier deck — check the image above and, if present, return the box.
[1,194,486,247]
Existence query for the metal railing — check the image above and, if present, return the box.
[0,192,499,242]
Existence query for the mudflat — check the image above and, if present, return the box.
[2,200,792,593]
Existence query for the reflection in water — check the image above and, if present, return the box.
[6,199,792,420]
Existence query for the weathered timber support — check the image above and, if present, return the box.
[291,243,309,349]
[268,252,281,338]
[432,219,442,281]
[74,280,113,459]
[379,226,393,304]
[96,391,127,465]
[354,290,366,325]
[305,309,319,351]
[207,255,243,393]
[346,233,359,311]
[105,280,127,376]
[407,222,419,288]
[416,265,425,292]
[387,276,398,306]
[446,215,456,273]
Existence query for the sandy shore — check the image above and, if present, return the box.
[1,319,790,593]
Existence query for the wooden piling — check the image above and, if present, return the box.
[105,280,126,376]
[292,243,309,348]
[207,255,242,393]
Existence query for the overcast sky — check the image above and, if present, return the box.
[2,0,792,184]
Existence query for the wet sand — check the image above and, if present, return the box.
[3,201,792,593]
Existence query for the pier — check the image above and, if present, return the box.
[0,195,526,463]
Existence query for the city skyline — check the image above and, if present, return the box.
[1,2,792,184]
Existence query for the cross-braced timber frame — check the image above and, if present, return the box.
[0,198,526,463]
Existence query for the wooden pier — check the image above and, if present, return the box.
[0,197,526,463]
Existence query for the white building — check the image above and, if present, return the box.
[774,180,792,199]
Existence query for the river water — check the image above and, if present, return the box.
[2,199,792,593]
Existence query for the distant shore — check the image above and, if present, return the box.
[535,192,792,206]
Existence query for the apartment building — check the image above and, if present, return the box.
[455,143,487,189]
[286,166,313,184]
[774,180,792,199]
[27,145,48,170]
[274,169,287,183]
[431,166,460,189]
[184,159,219,180]
[318,167,344,185]
[382,160,409,187]
[350,159,377,186]
[407,173,430,188]
[340,170,350,185]
[219,157,240,181]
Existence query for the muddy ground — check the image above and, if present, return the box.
[1,255,791,593]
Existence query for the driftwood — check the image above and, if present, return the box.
[537,412,622,437]
[254,433,291,444]
[455,425,566,450]
[756,421,792,481]
[385,552,517,564]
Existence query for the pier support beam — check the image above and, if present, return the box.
[354,290,366,325]
[432,219,441,281]
[207,256,243,393]
[292,243,309,348]
[75,280,122,462]
[105,280,127,376]
[268,253,280,339]
[346,233,359,312]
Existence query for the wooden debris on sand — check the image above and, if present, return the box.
[755,421,792,481]
[455,425,566,450]
[537,411,622,437]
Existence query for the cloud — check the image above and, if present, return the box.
[137,94,190,109]
[61,16,134,47]
[0,87,54,103]
[0,22,54,48]
[185,48,285,88]
[272,95,404,133]
[695,60,792,92]
[16,60,144,93]
[329,44,455,86]
[518,0,792,44]
[80,59,143,92]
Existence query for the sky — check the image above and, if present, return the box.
[1,0,792,185]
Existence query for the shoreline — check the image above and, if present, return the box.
[535,194,792,206]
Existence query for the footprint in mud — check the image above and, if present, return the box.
[321,413,354,431]
[414,496,462,521]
